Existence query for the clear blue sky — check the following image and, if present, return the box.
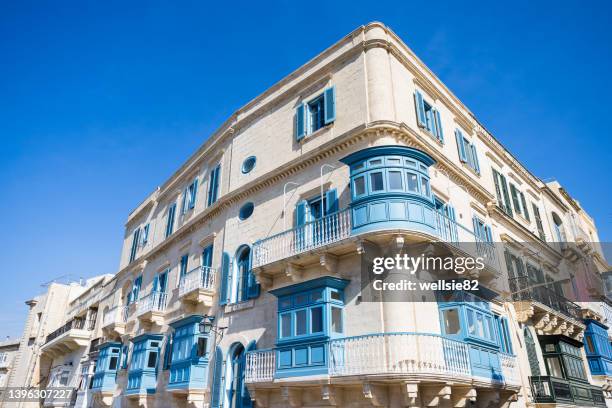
[1,1,610,338]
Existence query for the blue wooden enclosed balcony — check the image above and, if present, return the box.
[252,146,498,275]
[91,342,121,394]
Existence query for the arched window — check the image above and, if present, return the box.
[233,245,251,303]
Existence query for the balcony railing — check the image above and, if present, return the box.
[102,305,128,328]
[253,208,352,268]
[328,332,471,377]
[252,207,498,270]
[509,276,581,320]
[179,266,216,297]
[245,349,276,383]
[45,318,87,344]
[246,333,519,385]
[136,291,168,316]
[530,376,606,406]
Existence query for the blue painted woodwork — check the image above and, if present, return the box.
[270,277,349,378]
[167,315,211,391]
[584,319,612,376]
[438,291,513,382]
[340,146,437,234]
[126,333,164,395]
[91,342,122,392]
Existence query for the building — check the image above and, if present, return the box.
[6,277,111,408]
[13,22,610,408]
[0,338,20,388]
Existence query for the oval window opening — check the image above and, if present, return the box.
[239,202,254,220]
[241,156,256,174]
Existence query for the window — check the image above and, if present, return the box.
[59,371,70,386]
[295,87,336,141]
[492,169,513,216]
[455,129,480,174]
[407,173,419,192]
[196,337,208,357]
[280,314,291,338]
[331,307,343,333]
[415,90,444,142]
[311,307,323,333]
[308,95,325,133]
[509,184,523,216]
[182,178,198,213]
[165,203,176,238]
[442,308,460,335]
[147,351,158,368]
[546,356,564,377]
[207,165,221,206]
[241,156,256,174]
[108,356,118,370]
[388,170,403,190]
[239,202,254,220]
[472,216,492,242]
[532,203,546,240]
[129,227,141,263]
[354,176,366,196]
[421,177,430,197]
[179,254,189,278]
[296,310,307,335]
[140,224,149,247]
[586,335,595,353]
[370,172,384,191]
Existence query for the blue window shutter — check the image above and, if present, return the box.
[295,200,308,227]
[152,275,159,293]
[181,188,188,214]
[325,189,338,215]
[472,216,480,239]
[240,341,257,408]
[163,335,172,370]
[159,271,168,293]
[295,103,306,141]
[208,165,220,206]
[455,130,467,162]
[190,179,198,208]
[414,91,426,128]
[219,252,231,306]
[324,86,336,124]
[202,245,213,268]
[141,224,149,245]
[434,109,444,142]
[520,192,530,222]
[447,204,456,221]
[246,251,260,299]
[210,346,225,408]
[485,225,493,242]
[470,144,480,174]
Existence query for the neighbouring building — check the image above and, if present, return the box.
[11,22,611,408]
[0,338,20,388]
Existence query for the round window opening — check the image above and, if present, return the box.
[239,202,254,220]
[241,156,256,174]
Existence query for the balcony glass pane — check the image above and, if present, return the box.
[280,314,291,338]
[407,173,419,192]
[354,176,365,196]
[388,171,403,190]
[331,307,343,333]
[546,356,563,377]
[295,310,307,336]
[370,172,384,191]
[442,308,460,335]
[311,307,323,333]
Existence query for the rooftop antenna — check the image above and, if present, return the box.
[40,274,73,287]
